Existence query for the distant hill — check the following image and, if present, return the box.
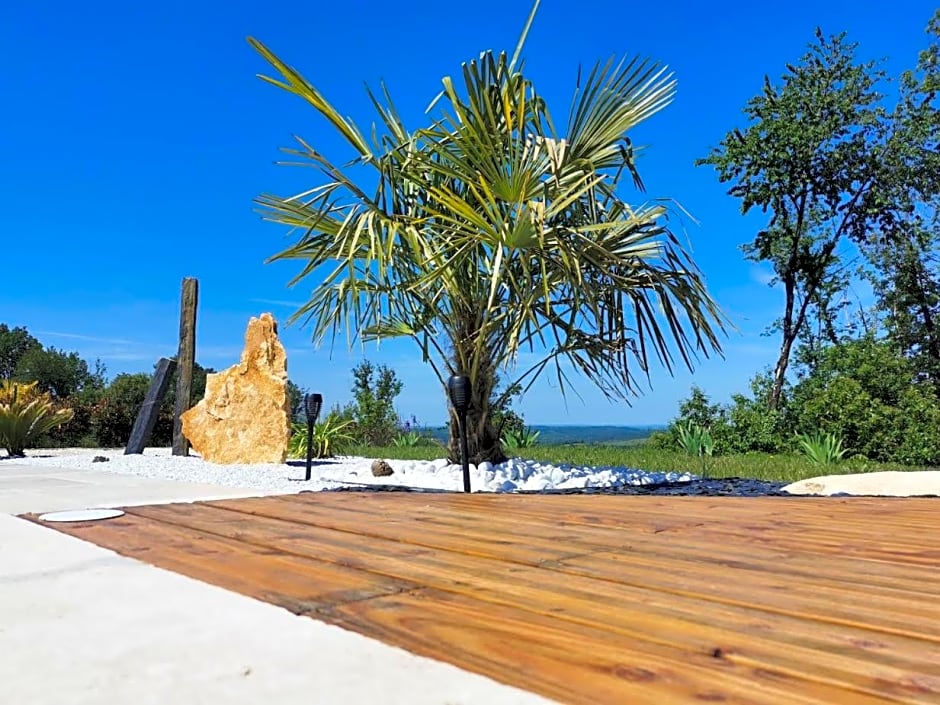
[426,425,662,446]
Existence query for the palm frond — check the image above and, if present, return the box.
[247,5,727,415]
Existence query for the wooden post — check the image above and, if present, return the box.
[125,358,177,454]
[172,277,198,456]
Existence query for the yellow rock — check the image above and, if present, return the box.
[181,313,291,464]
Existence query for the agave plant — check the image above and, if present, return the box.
[676,421,714,456]
[676,421,714,477]
[288,416,356,459]
[248,0,726,466]
[0,379,42,405]
[502,426,541,450]
[797,431,847,466]
[0,382,74,457]
[393,430,423,447]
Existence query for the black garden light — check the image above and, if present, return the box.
[447,374,472,493]
[304,392,323,481]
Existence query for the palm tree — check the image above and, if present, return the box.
[248,1,727,464]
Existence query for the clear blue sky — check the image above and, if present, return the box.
[2,0,935,425]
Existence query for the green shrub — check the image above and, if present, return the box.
[666,386,730,453]
[675,421,714,477]
[885,386,940,466]
[92,373,173,447]
[645,430,674,449]
[393,430,422,447]
[789,338,940,464]
[489,378,526,440]
[347,361,403,446]
[721,372,793,454]
[0,382,74,457]
[796,431,847,465]
[42,398,96,447]
[677,386,724,429]
[502,426,541,449]
[288,413,356,459]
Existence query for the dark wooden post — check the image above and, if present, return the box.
[172,277,198,456]
[125,358,177,455]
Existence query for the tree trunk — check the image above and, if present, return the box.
[769,234,837,410]
[769,335,797,411]
[770,279,818,411]
[446,372,507,466]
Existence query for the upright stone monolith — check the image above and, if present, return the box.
[180,313,291,464]
[172,277,198,456]
[125,357,177,455]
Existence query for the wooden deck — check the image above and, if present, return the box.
[30,492,940,704]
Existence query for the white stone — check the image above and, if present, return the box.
[783,470,940,497]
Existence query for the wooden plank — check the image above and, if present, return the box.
[30,493,940,705]
[327,588,934,705]
[424,494,940,528]
[124,503,940,648]
[34,513,418,612]
[200,498,588,565]
[262,494,940,594]
[45,504,940,699]
[275,493,940,553]
[216,496,940,614]
[402,494,940,544]
[213,495,611,561]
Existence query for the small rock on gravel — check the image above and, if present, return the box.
[371,459,394,477]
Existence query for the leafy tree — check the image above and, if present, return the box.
[348,360,403,446]
[789,336,935,461]
[864,13,940,391]
[250,1,726,464]
[872,232,940,389]
[286,379,305,421]
[723,373,792,454]
[164,360,214,409]
[93,373,175,447]
[13,346,106,399]
[0,324,41,379]
[676,386,725,430]
[488,376,526,441]
[668,376,795,455]
[664,385,730,453]
[699,29,890,410]
[93,373,149,447]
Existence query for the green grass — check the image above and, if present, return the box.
[347,443,920,483]
[346,443,446,462]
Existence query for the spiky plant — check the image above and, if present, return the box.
[250,0,726,464]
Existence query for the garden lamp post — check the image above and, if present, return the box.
[447,374,472,493]
[304,392,323,481]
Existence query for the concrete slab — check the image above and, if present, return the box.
[0,514,553,705]
[783,470,940,496]
[0,462,277,514]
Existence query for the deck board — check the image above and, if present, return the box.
[27,492,940,704]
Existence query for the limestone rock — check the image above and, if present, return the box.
[181,313,291,464]
[783,470,940,497]
[371,459,394,477]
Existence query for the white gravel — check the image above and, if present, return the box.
[4,447,693,494]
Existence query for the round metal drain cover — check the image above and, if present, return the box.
[38,509,125,523]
